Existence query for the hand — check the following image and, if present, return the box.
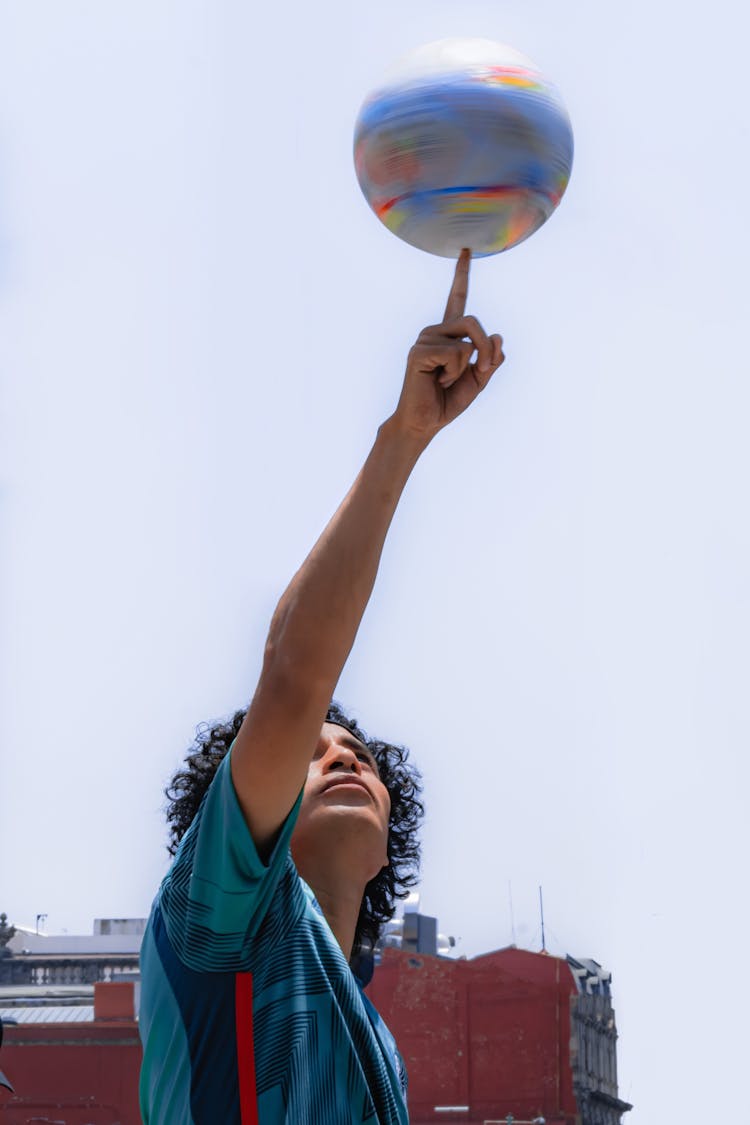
[391,249,505,442]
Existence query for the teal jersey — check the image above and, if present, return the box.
[139,749,408,1124]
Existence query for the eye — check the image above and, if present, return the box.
[357,752,380,776]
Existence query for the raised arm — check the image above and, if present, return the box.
[231,251,504,852]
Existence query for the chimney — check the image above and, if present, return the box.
[94,981,135,1021]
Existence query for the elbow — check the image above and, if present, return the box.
[260,621,330,710]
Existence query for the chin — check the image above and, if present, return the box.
[292,807,388,866]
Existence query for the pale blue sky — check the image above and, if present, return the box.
[2,2,749,1120]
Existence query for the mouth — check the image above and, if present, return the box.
[321,776,370,796]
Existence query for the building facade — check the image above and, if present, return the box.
[367,945,631,1125]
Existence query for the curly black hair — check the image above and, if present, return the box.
[164,701,424,958]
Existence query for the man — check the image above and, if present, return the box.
[139,250,504,1123]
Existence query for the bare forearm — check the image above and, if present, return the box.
[263,415,428,700]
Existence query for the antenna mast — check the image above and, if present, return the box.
[539,886,546,952]
[508,881,517,945]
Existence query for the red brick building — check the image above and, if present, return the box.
[0,982,141,1125]
[367,946,631,1125]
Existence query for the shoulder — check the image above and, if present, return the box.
[157,749,305,970]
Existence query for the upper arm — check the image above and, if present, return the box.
[229,662,329,855]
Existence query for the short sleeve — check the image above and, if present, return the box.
[158,746,303,971]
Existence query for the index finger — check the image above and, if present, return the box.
[443,248,471,323]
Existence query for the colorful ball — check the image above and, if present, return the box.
[353,38,574,259]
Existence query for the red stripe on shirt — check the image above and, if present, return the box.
[235,972,258,1125]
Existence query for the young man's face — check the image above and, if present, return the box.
[290,723,391,879]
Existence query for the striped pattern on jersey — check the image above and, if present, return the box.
[139,749,408,1125]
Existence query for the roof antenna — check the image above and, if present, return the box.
[539,886,546,952]
[508,881,517,945]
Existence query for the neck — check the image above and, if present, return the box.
[296,853,370,962]
[308,882,361,961]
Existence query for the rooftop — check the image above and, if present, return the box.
[1,1005,95,1024]
[5,919,145,957]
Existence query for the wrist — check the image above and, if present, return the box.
[378,414,433,462]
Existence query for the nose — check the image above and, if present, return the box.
[321,742,362,775]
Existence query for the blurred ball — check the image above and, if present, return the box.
[353,38,574,259]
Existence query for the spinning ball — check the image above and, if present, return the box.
[353,38,574,258]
